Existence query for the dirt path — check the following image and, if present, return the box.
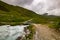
[33,24,60,40]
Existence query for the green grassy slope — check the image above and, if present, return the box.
[0,1,40,25]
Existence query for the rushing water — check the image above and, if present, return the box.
[0,25,29,40]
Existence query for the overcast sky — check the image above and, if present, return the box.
[1,0,60,16]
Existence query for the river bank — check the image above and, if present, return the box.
[33,24,60,40]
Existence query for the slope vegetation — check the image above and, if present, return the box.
[0,1,39,25]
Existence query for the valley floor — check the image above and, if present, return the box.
[33,24,60,40]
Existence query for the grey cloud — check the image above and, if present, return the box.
[16,0,34,6]
[28,0,60,15]
[1,0,34,6]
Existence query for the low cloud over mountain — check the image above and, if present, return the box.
[1,0,60,16]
